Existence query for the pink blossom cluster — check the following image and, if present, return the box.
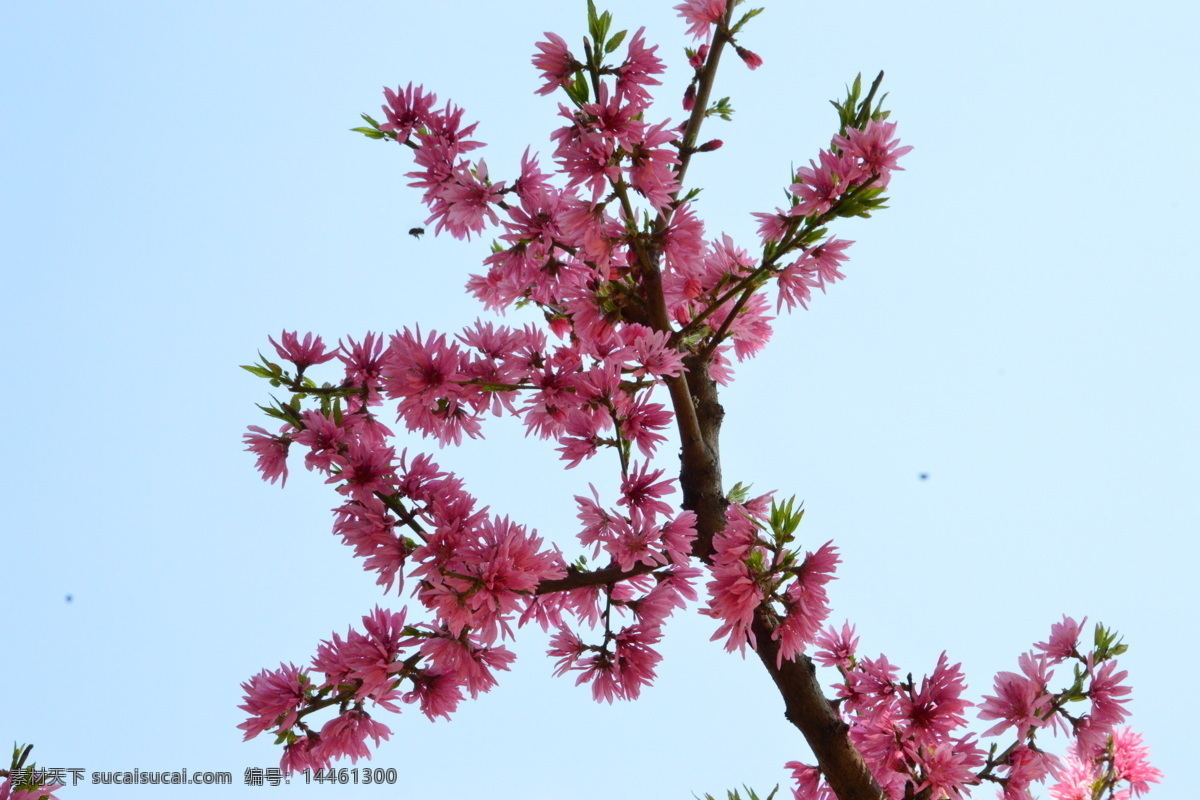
[787,616,1160,800]
[700,494,838,667]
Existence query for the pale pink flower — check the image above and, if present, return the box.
[807,238,854,289]
[1035,615,1086,663]
[752,208,791,244]
[913,738,985,799]
[832,119,913,188]
[675,0,726,41]
[1088,660,1132,729]
[978,652,1054,740]
[787,761,834,800]
[790,149,864,218]
[1111,728,1163,795]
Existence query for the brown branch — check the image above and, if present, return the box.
[534,562,659,595]
[749,610,886,800]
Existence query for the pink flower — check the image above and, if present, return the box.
[735,45,763,69]
[619,462,676,519]
[1035,615,1086,663]
[1088,660,1132,729]
[806,238,854,289]
[1111,728,1163,795]
[701,505,765,653]
[675,0,726,41]
[426,160,505,240]
[898,653,971,748]
[777,256,819,311]
[752,208,791,244]
[913,738,985,799]
[244,425,290,486]
[279,735,327,775]
[789,149,864,218]
[813,621,858,669]
[616,28,665,109]
[978,652,1054,740]
[403,670,464,721]
[380,83,438,142]
[831,119,913,188]
[626,121,681,210]
[237,662,308,740]
[773,542,840,666]
[314,710,391,765]
[270,330,338,371]
[531,32,577,96]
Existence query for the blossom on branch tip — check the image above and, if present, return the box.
[675,0,727,41]
[531,32,577,96]
[244,425,290,486]
[270,330,337,370]
[831,119,913,188]
[380,83,438,142]
[237,663,308,740]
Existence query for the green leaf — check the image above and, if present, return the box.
[359,113,381,128]
[730,7,765,35]
[727,482,752,504]
[351,126,385,139]
[605,28,628,54]
[587,0,599,39]
[241,364,274,379]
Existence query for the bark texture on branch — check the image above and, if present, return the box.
[679,363,887,800]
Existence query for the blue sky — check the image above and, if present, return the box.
[2,1,1197,798]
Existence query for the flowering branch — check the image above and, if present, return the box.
[237,2,1159,798]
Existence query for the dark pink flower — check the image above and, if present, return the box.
[270,330,337,370]
[244,425,290,486]
[314,710,391,765]
[532,32,577,96]
[237,663,308,740]
[735,45,763,69]
[380,83,438,142]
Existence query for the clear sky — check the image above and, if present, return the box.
[2,1,1197,798]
